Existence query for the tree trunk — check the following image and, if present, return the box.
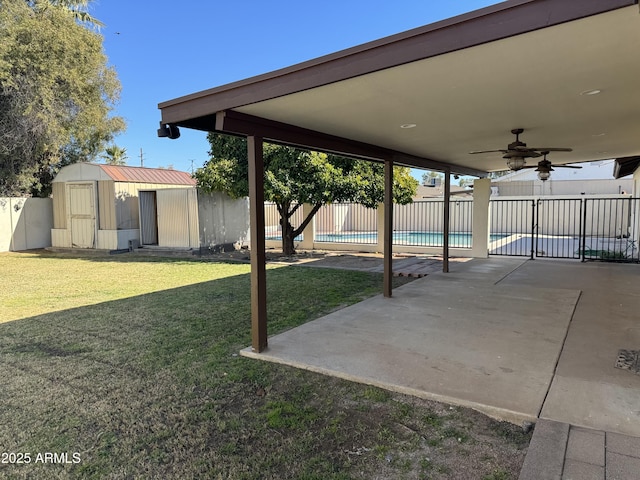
[281,219,296,255]
[278,202,322,256]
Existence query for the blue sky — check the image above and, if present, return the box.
[91,1,499,177]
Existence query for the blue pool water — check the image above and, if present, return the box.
[267,231,507,248]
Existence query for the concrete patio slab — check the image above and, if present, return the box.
[242,258,580,424]
[500,260,640,436]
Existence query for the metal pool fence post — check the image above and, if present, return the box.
[530,199,535,260]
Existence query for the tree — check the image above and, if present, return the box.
[421,171,444,186]
[196,133,419,255]
[26,0,104,27]
[488,170,510,180]
[0,0,124,196]
[100,145,128,166]
[458,177,473,188]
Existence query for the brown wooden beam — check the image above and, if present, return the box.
[443,169,451,273]
[383,159,393,298]
[214,110,486,178]
[248,136,268,352]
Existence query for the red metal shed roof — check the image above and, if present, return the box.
[99,165,196,185]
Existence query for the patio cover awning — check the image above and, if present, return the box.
[157,0,640,351]
[159,0,640,174]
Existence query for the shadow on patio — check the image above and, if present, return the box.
[243,257,640,436]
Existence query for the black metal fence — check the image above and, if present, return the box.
[394,200,473,247]
[490,199,534,257]
[490,197,639,262]
[313,203,378,244]
[264,197,639,262]
[311,200,474,247]
[536,199,583,259]
[580,198,640,262]
[264,202,304,241]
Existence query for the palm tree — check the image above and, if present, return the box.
[27,0,104,27]
[101,145,128,166]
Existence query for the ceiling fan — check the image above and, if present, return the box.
[469,128,573,171]
[518,151,582,181]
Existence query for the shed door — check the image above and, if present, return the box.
[139,191,158,245]
[156,189,189,247]
[69,184,96,248]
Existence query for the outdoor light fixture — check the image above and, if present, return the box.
[537,170,551,181]
[506,157,526,171]
[535,154,554,182]
[157,122,180,139]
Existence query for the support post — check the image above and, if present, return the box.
[299,203,315,250]
[383,159,393,298]
[443,169,451,273]
[633,170,640,251]
[471,178,491,258]
[248,136,268,352]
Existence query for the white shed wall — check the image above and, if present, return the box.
[0,198,53,252]
[154,188,199,248]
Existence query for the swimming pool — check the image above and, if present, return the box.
[266,231,507,248]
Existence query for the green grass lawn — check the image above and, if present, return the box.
[0,251,529,479]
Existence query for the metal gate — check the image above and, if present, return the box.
[490,199,534,257]
[535,199,582,259]
[490,197,639,262]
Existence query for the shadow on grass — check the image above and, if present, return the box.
[0,266,400,479]
[0,260,528,480]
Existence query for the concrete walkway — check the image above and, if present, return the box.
[519,419,640,480]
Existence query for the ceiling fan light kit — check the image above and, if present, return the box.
[469,128,577,178]
[537,171,551,181]
[506,158,527,171]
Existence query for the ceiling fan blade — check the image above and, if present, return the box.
[526,147,573,152]
[469,149,508,154]
[554,165,582,169]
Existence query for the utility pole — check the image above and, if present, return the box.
[139,148,144,167]
[189,159,195,174]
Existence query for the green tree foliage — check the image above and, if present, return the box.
[458,177,473,188]
[26,0,104,26]
[196,133,418,255]
[100,145,128,166]
[421,170,444,186]
[0,0,124,196]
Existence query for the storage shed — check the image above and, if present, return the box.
[51,163,199,250]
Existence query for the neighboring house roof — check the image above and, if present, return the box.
[52,162,196,185]
[493,160,629,182]
[415,185,471,198]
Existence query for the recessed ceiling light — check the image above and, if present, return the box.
[580,89,602,96]
[400,124,417,129]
